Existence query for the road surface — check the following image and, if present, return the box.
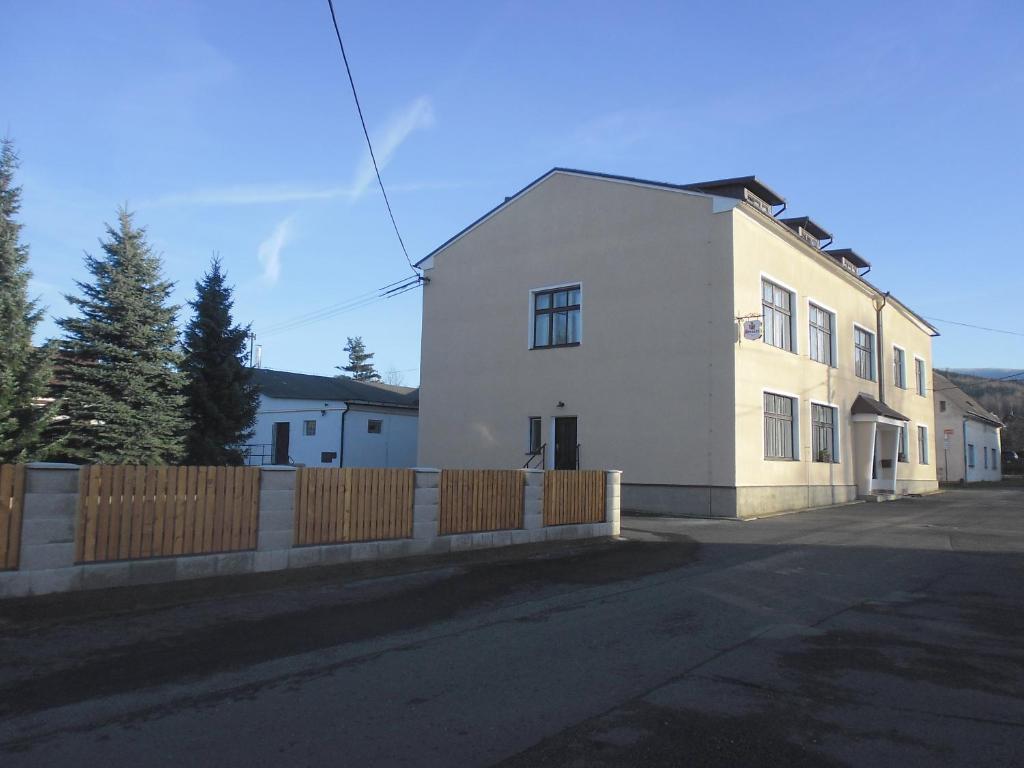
[2,486,1022,766]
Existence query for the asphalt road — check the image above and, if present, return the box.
[2,487,1023,767]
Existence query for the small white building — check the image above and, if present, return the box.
[244,369,419,468]
[933,371,1003,483]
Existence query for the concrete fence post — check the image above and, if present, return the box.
[255,466,297,572]
[605,470,622,536]
[411,468,446,555]
[12,463,80,596]
[523,469,545,541]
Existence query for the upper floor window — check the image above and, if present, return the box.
[854,326,876,381]
[939,400,947,413]
[808,304,834,366]
[764,392,796,460]
[915,358,927,396]
[918,425,930,464]
[893,347,907,389]
[533,285,581,348]
[811,403,838,463]
[762,279,793,352]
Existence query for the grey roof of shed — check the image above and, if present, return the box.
[251,369,419,409]
[932,372,1003,427]
[851,394,909,421]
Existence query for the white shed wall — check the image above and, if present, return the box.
[343,408,419,468]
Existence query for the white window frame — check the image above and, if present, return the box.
[892,345,907,389]
[762,388,801,461]
[760,272,799,355]
[527,416,542,454]
[852,322,877,381]
[897,424,910,463]
[809,399,841,463]
[807,298,838,368]
[913,355,927,396]
[528,281,583,349]
[917,424,929,465]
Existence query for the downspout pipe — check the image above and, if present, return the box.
[338,404,349,467]
[874,292,890,403]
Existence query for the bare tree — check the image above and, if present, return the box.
[382,366,405,386]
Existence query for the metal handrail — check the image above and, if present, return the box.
[523,443,546,469]
[576,443,581,470]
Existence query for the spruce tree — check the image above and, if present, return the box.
[181,258,258,465]
[0,139,56,463]
[337,336,380,381]
[50,209,186,463]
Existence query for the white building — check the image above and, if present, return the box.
[245,369,418,468]
[933,371,1003,483]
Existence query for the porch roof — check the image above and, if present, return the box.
[851,394,909,422]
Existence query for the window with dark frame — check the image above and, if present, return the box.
[808,304,833,366]
[968,444,975,467]
[940,400,947,412]
[367,419,383,434]
[893,347,907,388]
[764,393,796,460]
[811,404,837,462]
[898,426,909,462]
[303,420,316,436]
[915,358,927,396]
[533,285,581,348]
[762,279,793,352]
[918,426,929,464]
[854,327,875,380]
[528,417,542,454]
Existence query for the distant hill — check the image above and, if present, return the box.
[938,370,1023,453]
[947,368,1024,380]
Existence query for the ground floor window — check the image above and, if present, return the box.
[303,420,317,436]
[367,419,383,434]
[984,447,989,469]
[918,425,929,465]
[968,444,976,467]
[811,404,837,462]
[764,393,796,460]
[898,426,909,463]
[528,417,542,454]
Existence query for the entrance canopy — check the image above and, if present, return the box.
[851,394,909,425]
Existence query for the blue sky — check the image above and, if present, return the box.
[4,1,1023,383]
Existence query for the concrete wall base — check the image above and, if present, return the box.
[623,482,859,520]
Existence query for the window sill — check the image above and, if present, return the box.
[812,460,840,465]
[764,457,798,462]
[531,342,581,350]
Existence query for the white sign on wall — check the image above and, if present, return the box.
[742,319,763,341]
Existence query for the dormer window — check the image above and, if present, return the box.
[780,217,832,250]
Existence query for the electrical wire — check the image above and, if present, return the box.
[922,315,1024,338]
[325,0,418,276]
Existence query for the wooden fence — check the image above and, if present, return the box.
[543,470,606,526]
[75,465,261,563]
[439,470,524,535]
[0,465,26,571]
[294,468,414,546]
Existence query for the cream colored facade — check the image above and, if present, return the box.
[417,169,939,518]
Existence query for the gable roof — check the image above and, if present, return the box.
[933,372,1003,427]
[251,369,418,409]
[414,167,711,267]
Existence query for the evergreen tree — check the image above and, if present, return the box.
[337,336,380,381]
[181,258,258,465]
[49,209,186,463]
[0,139,56,462]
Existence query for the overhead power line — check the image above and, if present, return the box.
[325,0,418,277]
[922,315,1024,338]
[256,275,423,338]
